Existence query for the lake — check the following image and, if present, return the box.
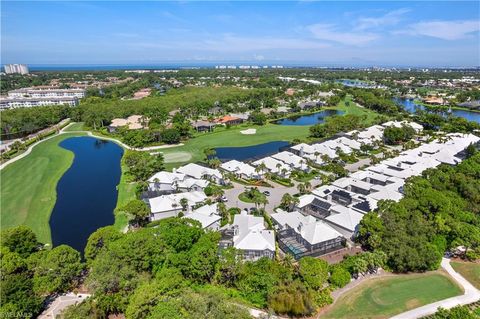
[49,136,123,253]
[215,141,290,162]
[337,79,377,88]
[274,109,343,126]
[392,97,480,124]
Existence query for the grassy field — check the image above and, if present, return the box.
[326,95,380,124]
[0,131,136,244]
[0,133,85,244]
[63,122,85,132]
[322,272,463,319]
[161,123,311,169]
[161,96,379,169]
[113,161,137,231]
[451,261,480,289]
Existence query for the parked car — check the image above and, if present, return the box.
[263,191,271,196]
[220,195,228,202]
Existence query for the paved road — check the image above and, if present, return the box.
[390,258,480,319]
[0,123,183,170]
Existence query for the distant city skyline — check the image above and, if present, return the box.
[1,1,479,67]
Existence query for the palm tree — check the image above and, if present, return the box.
[217,202,228,223]
[255,162,267,176]
[256,162,267,178]
[281,253,296,269]
[275,163,282,174]
[303,181,312,192]
[204,148,216,160]
[321,154,330,165]
[211,187,224,202]
[292,196,300,210]
[208,158,222,169]
[179,198,189,212]
[280,193,294,211]
[297,183,306,194]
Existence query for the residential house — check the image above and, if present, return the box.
[183,203,221,230]
[220,160,263,180]
[271,151,310,171]
[108,115,147,132]
[324,205,364,238]
[147,171,209,195]
[176,163,225,185]
[252,156,291,177]
[192,120,216,132]
[215,115,243,126]
[296,194,332,219]
[229,112,250,121]
[382,120,423,133]
[148,191,207,221]
[271,210,345,260]
[220,211,275,261]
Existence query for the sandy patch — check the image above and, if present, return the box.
[240,128,256,135]
[163,152,192,163]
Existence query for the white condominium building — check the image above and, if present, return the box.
[8,88,86,99]
[4,64,29,75]
[0,97,79,110]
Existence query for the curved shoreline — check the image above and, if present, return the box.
[0,123,184,170]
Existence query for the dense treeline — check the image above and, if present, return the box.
[415,109,480,133]
[358,152,480,272]
[0,218,387,318]
[427,305,480,319]
[347,88,400,114]
[74,86,268,129]
[0,226,83,316]
[309,114,367,138]
[1,105,70,139]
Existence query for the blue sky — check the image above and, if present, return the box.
[1,1,479,66]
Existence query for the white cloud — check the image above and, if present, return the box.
[254,54,265,61]
[355,8,410,30]
[397,20,480,40]
[307,24,378,45]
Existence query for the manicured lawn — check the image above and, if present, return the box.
[162,123,311,169]
[0,133,85,244]
[0,131,136,244]
[113,162,137,231]
[323,272,463,319]
[63,122,85,132]
[238,191,266,204]
[326,95,380,124]
[451,261,480,289]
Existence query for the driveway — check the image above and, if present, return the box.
[390,258,480,319]
[223,179,322,214]
[38,293,90,318]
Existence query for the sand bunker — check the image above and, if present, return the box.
[240,128,257,135]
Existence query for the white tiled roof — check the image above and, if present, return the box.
[149,191,207,214]
[177,163,222,180]
[271,210,344,245]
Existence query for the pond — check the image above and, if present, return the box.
[274,109,343,126]
[49,136,123,253]
[336,79,377,88]
[392,97,480,124]
[215,141,290,162]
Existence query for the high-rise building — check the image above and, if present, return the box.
[4,64,29,75]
